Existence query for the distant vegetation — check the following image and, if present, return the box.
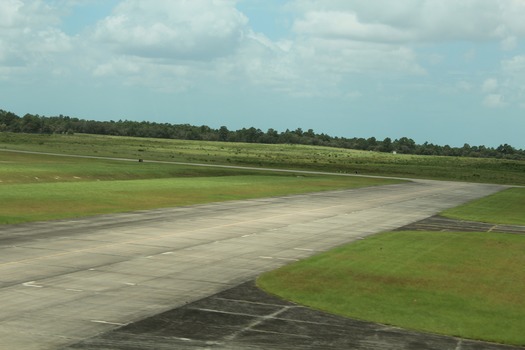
[1,109,524,160]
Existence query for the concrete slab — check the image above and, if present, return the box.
[0,179,508,348]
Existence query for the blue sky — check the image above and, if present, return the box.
[1,0,525,148]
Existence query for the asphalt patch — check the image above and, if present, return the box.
[64,281,523,350]
[395,215,525,235]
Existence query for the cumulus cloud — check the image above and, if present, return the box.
[92,0,248,61]
[500,55,525,108]
[283,0,525,100]
[483,94,505,108]
[275,1,429,90]
[502,55,525,75]
[0,0,71,74]
[482,78,499,93]
[481,79,508,108]
[85,0,525,97]
[500,36,518,51]
[293,11,414,43]
[4,0,525,100]
[288,0,525,43]
[456,80,473,91]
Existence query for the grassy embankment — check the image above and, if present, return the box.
[258,188,525,346]
[1,132,525,185]
[0,148,399,225]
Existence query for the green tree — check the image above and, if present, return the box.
[218,126,229,141]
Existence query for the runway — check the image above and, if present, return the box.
[0,179,504,349]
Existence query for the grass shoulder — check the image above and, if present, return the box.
[442,187,525,225]
[257,230,525,346]
[0,151,400,224]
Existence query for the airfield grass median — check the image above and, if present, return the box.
[442,187,525,225]
[2,132,525,185]
[258,230,525,346]
[0,151,399,224]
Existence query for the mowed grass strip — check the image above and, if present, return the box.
[0,151,264,184]
[0,175,397,224]
[442,187,525,225]
[258,231,525,346]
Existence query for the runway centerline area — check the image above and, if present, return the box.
[0,179,504,349]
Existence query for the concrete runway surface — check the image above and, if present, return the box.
[0,179,506,349]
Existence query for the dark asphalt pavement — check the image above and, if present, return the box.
[64,281,524,350]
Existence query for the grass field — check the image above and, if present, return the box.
[257,231,525,346]
[1,132,525,185]
[442,187,525,225]
[0,150,399,224]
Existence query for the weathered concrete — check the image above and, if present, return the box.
[0,179,505,349]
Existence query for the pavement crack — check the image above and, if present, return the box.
[212,297,290,308]
[223,305,292,342]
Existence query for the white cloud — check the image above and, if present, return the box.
[0,0,71,71]
[483,94,505,108]
[293,11,414,43]
[92,0,248,61]
[346,90,362,99]
[276,2,429,90]
[500,55,525,108]
[456,80,473,92]
[481,78,499,93]
[4,0,525,100]
[500,36,518,51]
[502,55,525,75]
[288,0,525,43]
[281,0,525,100]
[77,0,263,93]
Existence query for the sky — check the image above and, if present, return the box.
[1,0,525,148]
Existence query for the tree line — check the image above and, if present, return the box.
[1,109,523,160]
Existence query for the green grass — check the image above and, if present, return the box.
[2,132,525,185]
[0,150,266,184]
[442,187,525,225]
[258,231,525,346]
[0,151,399,224]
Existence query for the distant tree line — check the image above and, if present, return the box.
[1,109,524,160]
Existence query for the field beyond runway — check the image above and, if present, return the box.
[0,179,504,349]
